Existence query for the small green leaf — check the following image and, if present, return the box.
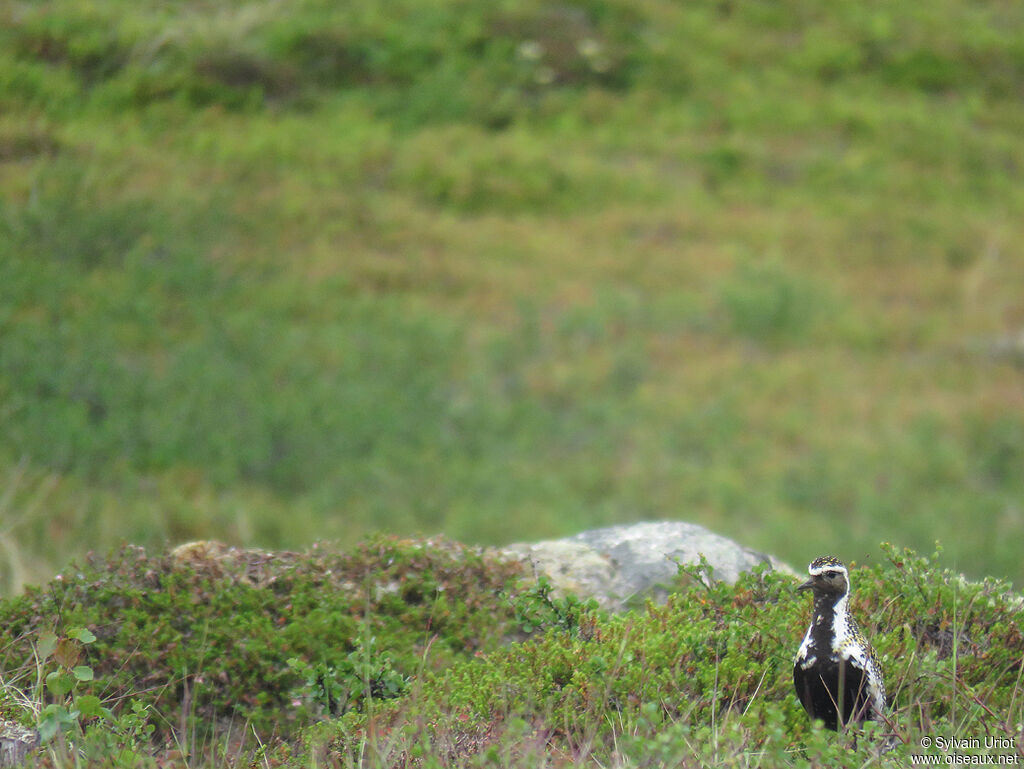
[75,694,111,720]
[72,665,94,682]
[37,714,60,743]
[45,671,75,698]
[37,704,77,742]
[37,632,58,660]
[68,627,97,644]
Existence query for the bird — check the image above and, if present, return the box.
[793,555,886,732]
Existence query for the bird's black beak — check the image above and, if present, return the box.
[797,578,815,592]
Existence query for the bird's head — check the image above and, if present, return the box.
[797,555,850,597]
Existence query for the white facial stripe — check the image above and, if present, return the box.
[807,563,848,577]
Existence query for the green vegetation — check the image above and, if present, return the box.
[0,540,1020,767]
[320,544,1024,768]
[2,0,1024,595]
[0,537,527,745]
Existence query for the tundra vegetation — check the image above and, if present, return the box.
[1,0,1023,762]
[0,540,1021,767]
[2,0,1023,593]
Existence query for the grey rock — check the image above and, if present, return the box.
[0,721,38,768]
[503,521,796,611]
[987,329,1024,367]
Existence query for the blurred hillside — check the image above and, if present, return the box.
[1,0,1022,594]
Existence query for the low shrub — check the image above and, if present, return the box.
[0,536,528,742]
[316,545,1024,767]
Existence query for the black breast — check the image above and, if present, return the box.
[793,656,873,731]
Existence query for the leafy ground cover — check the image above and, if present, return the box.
[0,537,529,761]
[1,0,1023,592]
[315,544,1024,768]
[0,540,1021,767]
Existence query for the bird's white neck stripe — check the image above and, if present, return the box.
[831,593,849,645]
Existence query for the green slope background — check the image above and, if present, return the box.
[1,0,1022,595]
